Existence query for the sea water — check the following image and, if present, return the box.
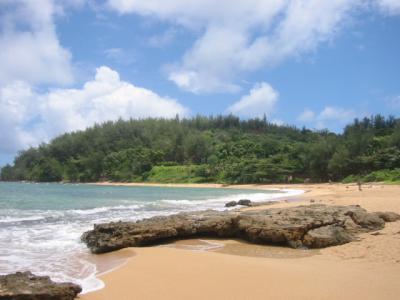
[0,182,303,293]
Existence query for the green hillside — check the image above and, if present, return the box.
[1,115,400,184]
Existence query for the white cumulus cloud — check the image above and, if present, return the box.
[0,0,73,86]
[297,106,356,130]
[0,82,38,153]
[107,0,363,93]
[227,82,278,118]
[298,109,316,122]
[0,66,188,155]
[319,106,355,121]
[376,0,400,15]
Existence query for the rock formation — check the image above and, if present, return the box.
[224,199,252,207]
[81,204,400,254]
[237,199,252,206]
[0,271,81,300]
[225,201,237,207]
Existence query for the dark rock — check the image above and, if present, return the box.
[0,271,81,300]
[374,211,400,222]
[81,204,400,254]
[303,225,352,248]
[345,210,385,230]
[370,232,383,236]
[225,201,237,207]
[237,199,252,206]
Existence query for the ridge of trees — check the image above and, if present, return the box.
[1,114,399,183]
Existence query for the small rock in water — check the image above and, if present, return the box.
[225,201,237,207]
[237,199,252,206]
[0,271,81,300]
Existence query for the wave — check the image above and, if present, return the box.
[160,189,304,208]
[0,187,304,294]
[66,204,140,215]
[0,215,46,223]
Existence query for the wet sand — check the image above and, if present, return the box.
[81,183,400,300]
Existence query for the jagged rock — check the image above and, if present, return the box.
[237,199,252,206]
[81,204,400,254]
[345,210,385,230]
[0,271,81,300]
[225,201,237,207]
[303,225,352,248]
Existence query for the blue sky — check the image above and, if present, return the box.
[0,0,400,165]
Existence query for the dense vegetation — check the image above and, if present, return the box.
[1,115,400,184]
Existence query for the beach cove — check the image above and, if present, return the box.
[80,183,400,300]
[0,182,303,293]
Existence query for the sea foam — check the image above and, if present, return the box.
[0,183,303,293]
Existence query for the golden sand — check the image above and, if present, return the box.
[81,183,400,300]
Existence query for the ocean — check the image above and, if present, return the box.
[0,182,302,293]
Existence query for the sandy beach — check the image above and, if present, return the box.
[81,183,400,300]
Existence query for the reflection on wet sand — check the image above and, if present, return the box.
[165,238,320,258]
[88,248,136,276]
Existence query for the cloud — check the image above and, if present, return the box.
[147,28,177,48]
[272,119,285,126]
[0,0,73,86]
[0,81,38,153]
[297,106,356,129]
[104,48,135,65]
[168,69,240,94]
[298,109,316,122]
[375,0,400,15]
[318,106,355,121]
[386,95,400,109]
[0,66,188,155]
[107,0,363,93]
[227,82,278,118]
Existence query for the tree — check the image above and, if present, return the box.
[30,158,63,182]
[2,115,399,184]
[0,165,14,181]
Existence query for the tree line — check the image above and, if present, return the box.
[1,114,399,184]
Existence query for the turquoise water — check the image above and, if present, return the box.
[0,182,299,293]
[0,182,279,210]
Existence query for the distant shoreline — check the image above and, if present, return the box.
[92,180,317,191]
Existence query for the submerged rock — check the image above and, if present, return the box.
[0,271,81,300]
[81,204,400,254]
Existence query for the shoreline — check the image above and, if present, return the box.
[81,183,400,299]
[80,182,307,293]
[93,181,308,206]
[93,180,319,190]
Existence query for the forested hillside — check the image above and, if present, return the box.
[1,115,400,184]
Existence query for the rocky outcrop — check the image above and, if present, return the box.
[0,271,81,300]
[81,204,400,254]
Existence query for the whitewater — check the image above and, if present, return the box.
[0,182,303,293]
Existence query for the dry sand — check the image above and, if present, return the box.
[81,183,400,300]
